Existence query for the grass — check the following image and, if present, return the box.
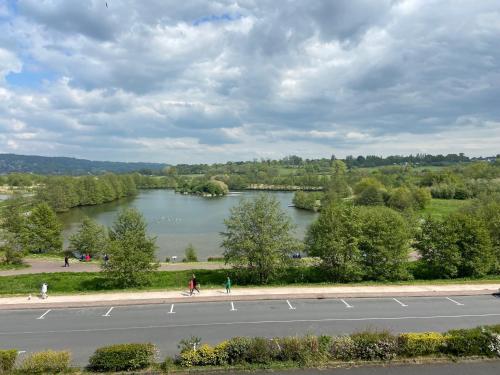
[0,263,30,271]
[420,198,471,219]
[1,268,499,296]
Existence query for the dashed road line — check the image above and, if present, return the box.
[393,298,408,307]
[341,299,353,308]
[36,309,51,320]
[446,297,464,306]
[168,304,175,314]
[286,300,296,310]
[102,307,114,317]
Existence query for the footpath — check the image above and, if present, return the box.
[0,259,228,276]
[1,283,499,310]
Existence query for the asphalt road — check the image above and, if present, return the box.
[251,361,500,375]
[0,294,499,365]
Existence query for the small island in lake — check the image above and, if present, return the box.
[175,178,229,197]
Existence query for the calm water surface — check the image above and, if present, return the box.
[59,190,317,260]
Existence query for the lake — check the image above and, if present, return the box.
[59,190,317,260]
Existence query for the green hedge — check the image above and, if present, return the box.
[87,343,157,372]
[18,350,71,374]
[175,325,500,367]
[0,350,17,373]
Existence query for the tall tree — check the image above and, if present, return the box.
[68,217,108,257]
[306,203,362,281]
[21,202,62,253]
[103,208,158,287]
[358,206,412,281]
[221,194,301,284]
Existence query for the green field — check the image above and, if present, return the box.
[420,198,471,219]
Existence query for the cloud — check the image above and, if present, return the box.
[0,0,499,163]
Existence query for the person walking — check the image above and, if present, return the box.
[64,255,70,267]
[85,253,91,262]
[188,278,194,296]
[103,254,109,266]
[192,274,200,294]
[224,277,231,294]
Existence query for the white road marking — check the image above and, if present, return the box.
[102,307,114,317]
[286,300,296,310]
[36,309,51,320]
[446,297,464,306]
[341,299,353,308]
[230,302,237,311]
[168,304,175,314]
[393,298,408,307]
[4,313,500,336]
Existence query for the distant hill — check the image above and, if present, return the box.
[0,154,168,175]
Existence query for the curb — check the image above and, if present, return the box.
[1,289,498,310]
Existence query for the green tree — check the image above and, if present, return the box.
[103,209,159,287]
[387,187,414,211]
[68,217,108,257]
[221,194,301,284]
[358,206,412,280]
[473,197,500,273]
[416,216,461,278]
[183,243,198,262]
[306,203,363,281]
[21,202,62,253]
[413,187,432,210]
[417,212,494,278]
[355,185,384,206]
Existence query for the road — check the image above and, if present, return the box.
[0,294,499,365]
[251,361,500,375]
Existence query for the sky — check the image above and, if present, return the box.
[0,0,499,164]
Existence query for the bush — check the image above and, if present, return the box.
[177,342,229,367]
[0,349,17,373]
[277,335,326,365]
[330,336,356,361]
[183,244,198,262]
[398,332,445,356]
[225,337,252,364]
[443,328,493,357]
[350,330,398,361]
[88,343,157,372]
[246,337,278,364]
[19,350,71,374]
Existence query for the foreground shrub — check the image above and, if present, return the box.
[398,332,445,356]
[0,350,17,373]
[330,336,356,361]
[225,337,252,364]
[18,350,71,374]
[277,335,329,365]
[350,330,398,361]
[443,328,494,357]
[88,343,157,372]
[246,337,279,364]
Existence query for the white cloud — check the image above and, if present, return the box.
[0,0,498,163]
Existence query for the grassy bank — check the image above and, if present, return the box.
[1,269,499,296]
[420,198,471,218]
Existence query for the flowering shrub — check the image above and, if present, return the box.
[330,336,356,361]
[350,331,398,361]
[398,332,446,356]
[488,333,500,357]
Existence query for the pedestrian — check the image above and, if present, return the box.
[64,255,69,267]
[225,276,231,294]
[103,254,109,266]
[41,283,48,299]
[85,253,90,262]
[192,274,200,294]
[188,278,194,296]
